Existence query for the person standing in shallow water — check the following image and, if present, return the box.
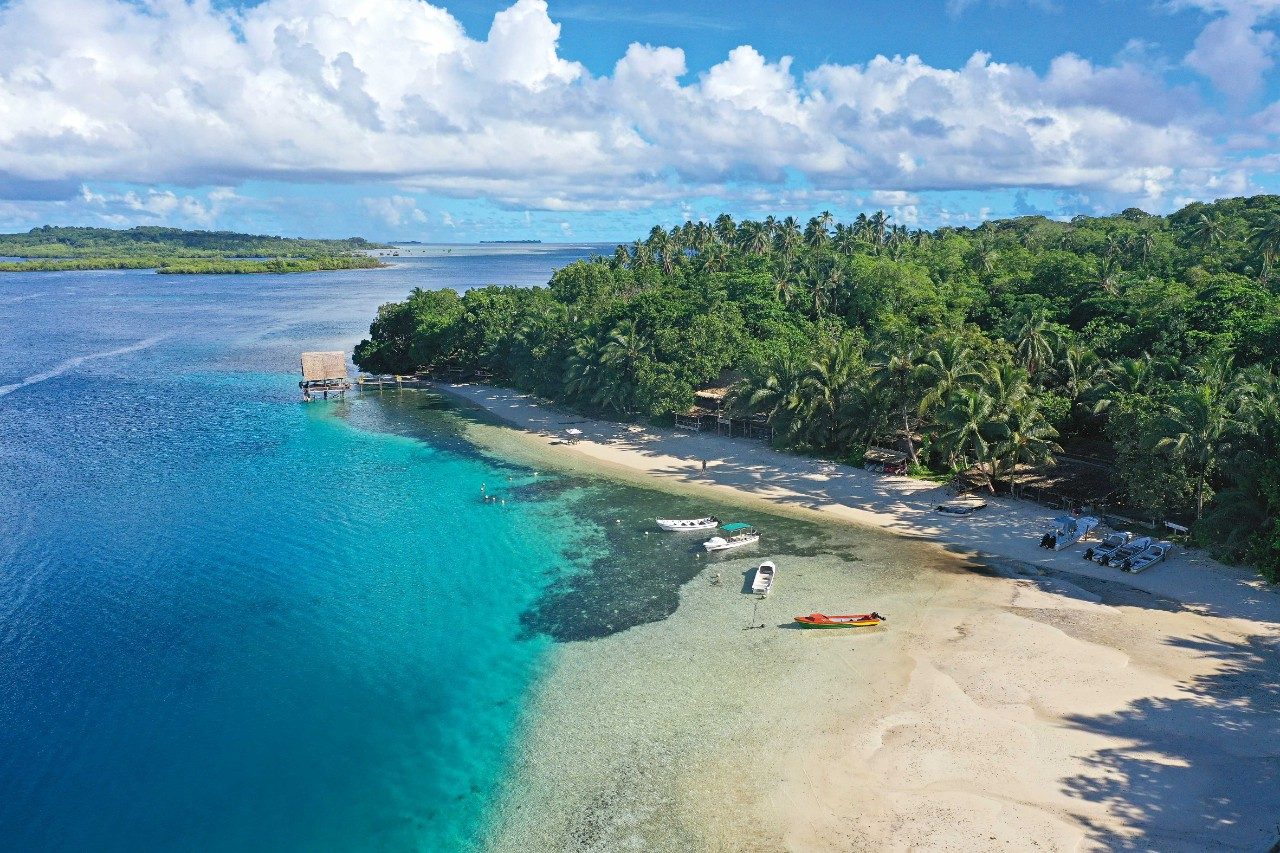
[701,459,707,473]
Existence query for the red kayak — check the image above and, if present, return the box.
[794,612,886,629]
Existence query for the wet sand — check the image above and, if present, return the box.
[426,384,1280,852]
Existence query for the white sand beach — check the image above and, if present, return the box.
[429,384,1280,852]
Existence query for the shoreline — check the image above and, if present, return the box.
[409,382,1280,852]
[431,381,1279,626]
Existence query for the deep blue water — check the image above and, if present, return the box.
[0,247,619,851]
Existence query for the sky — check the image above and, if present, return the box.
[0,0,1278,241]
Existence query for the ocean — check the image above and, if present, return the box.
[0,246,621,851]
[0,245,884,850]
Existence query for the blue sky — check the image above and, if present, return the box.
[0,0,1277,241]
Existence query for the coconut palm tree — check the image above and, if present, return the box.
[771,263,799,307]
[1090,352,1166,415]
[970,242,999,277]
[563,333,607,404]
[994,397,1060,491]
[739,221,770,256]
[916,339,982,417]
[728,354,809,444]
[1095,256,1122,296]
[1190,212,1225,251]
[1050,344,1104,408]
[869,210,890,246]
[1014,311,1059,380]
[801,336,867,451]
[1152,357,1254,520]
[936,388,1005,490]
[869,342,925,464]
[804,216,831,251]
[1248,215,1280,268]
[775,216,802,260]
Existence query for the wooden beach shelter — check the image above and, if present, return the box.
[300,351,352,401]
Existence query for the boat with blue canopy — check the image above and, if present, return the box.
[703,522,760,552]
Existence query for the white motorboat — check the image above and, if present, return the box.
[703,522,759,552]
[1087,531,1131,562]
[1105,536,1152,567]
[751,561,776,595]
[1053,516,1099,551]
[1039,515,1099,550]
[656,516,720,532]
[1122,541,1173,573]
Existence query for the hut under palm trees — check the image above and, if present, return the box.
[674,372,772,439]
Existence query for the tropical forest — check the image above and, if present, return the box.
[0,226,386,273]
[354,195,1280,580]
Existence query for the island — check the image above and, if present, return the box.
[356,195,1280,583]
[0,225,390,273]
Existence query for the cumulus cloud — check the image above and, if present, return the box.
[79,185,239,226]
[1184,2,1278,105]
[361,195,427,228]
[0,0,1264,215]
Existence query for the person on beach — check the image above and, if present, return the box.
[701,459,707,473]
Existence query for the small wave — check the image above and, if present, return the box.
[0,292,49,305]
[0,335,168,398]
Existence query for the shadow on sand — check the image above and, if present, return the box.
[1060,633,1280,850]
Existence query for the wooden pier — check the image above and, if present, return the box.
[354,375,434,391]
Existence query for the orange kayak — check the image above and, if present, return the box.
[794,612,885,628]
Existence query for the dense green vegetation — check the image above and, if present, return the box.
[355,196,1280,579]
[0,226,388,273]
[157,256,384,274]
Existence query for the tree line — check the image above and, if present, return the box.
[354,196,1280,580]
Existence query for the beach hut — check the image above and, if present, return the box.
[300,351,351,401]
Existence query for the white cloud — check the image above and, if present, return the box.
[0,0,1265,215]
[1184,3,1277,105]
[79,184,238,225]
[868,190,921,206]
[361,195,426,228]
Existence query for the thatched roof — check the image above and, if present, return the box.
[301,351,347,382]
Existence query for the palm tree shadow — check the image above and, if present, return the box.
[1059,633,1280,850]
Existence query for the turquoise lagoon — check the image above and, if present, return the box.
[0,251,591,851]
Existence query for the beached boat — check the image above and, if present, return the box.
[751,561,776,595]
[936,497,987,515]
[1049,514,1100,548]
[1121,541,1174,574]
[1045,515,1099,551]
[1104,535,1152,567]
[1085,531,1131,563]
[703,522,759,552]
[794,612,886,629]
[656,516,719,532]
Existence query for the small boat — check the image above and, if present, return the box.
[936,497,987,515]
[656,516,720,532]
[1122,541,1173,573]
[1105,535,1152,567]
[751,561,776,595]
[1086,531,1131,562]
[1038,515,1099,550]
[703,522,759,552]
[1053,516,1099,551]
[794,612,886,629]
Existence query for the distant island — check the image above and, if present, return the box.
[479,239,542,244]
[0,226,390,274]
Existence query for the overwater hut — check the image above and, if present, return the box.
[300,351,351,401]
